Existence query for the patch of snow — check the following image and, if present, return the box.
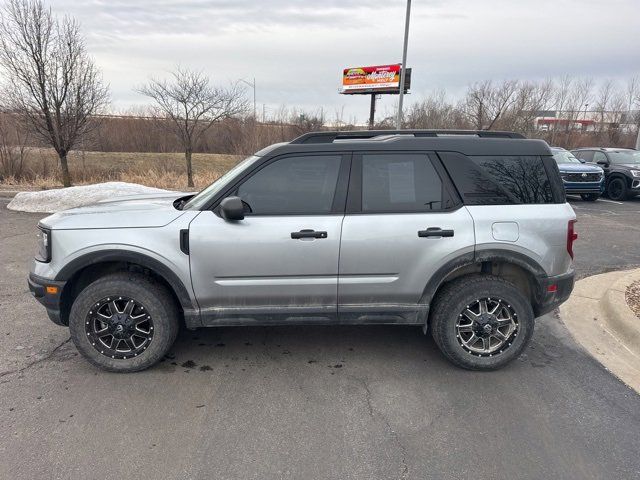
[7,182,172,213]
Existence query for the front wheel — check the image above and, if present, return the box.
[607,178,628,201]
[69,272,179,372]
[430,275,535,370]
[580,193,600,201]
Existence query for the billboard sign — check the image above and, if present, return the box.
[341,64,410,94]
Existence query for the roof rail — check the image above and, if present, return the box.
[290,129,525,144]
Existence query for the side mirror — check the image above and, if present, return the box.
[597,160,609,167]
[219,196,245,221]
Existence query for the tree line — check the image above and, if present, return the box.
[0,0,639,187]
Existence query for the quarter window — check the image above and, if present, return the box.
[236,155,342,215]
[360,154,444,212]
[470,156,553,204]
[439,152,554,205]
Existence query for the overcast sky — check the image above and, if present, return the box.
[49,0,640,124]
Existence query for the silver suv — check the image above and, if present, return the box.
[28,130,576,372]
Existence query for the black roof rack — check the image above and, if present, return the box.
[290,129,525,144]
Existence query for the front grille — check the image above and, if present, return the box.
[562,172,602,182]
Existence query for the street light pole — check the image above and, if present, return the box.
[395,0,412,130]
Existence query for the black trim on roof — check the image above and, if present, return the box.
[291,130,525,144]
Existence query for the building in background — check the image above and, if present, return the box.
[534,110,640,133]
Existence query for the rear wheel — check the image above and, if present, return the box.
[607,177,628,201]
[69,272,179,372]
[580,193,600,201]
[430,275,535,370]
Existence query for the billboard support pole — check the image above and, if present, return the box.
[369,94,377,129]
[395,0,411,130]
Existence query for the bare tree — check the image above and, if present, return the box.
[461,80,493,129]
[485,80,519,129]
[625,76,640,142]
[405,89,466,129]
[594,79,615,133]
[461,80,518,130]
[0,0,109,187]
[0,111,29,180]
[137,67,247,187]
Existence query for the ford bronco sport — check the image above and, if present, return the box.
[28,130,576,372]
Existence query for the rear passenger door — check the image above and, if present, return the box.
[337,152,475,323]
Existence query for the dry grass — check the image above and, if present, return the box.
[0,148,243,190]
[626,281,640,319]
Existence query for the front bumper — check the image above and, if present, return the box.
[563,181,605,195]
[533,270,575,317]
[28,273,67,326]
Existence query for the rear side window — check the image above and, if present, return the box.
[360,153,444,212]
[439,153,555,205]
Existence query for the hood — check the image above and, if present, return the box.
[40,193,193,230]
[614,163,640,170]
[557,163,603,173]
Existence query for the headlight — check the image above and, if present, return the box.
[631,170,640,178]
[35,227,51,262]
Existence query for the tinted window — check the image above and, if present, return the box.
[573,150,594,162]
[361,154,444,212]
[608,150,640,164]
[471,156,553,204]
[439,152,554,205]
[592,151,608,164]
[552,150,581,164]
[237,155,341,214]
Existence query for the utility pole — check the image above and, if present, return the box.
[240,78,257,119]
[369,94,377,129]
[395,0,412,130]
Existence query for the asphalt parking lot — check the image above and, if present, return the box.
[1,196,639,480]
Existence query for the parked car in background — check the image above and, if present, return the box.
[571,147,640,201]
[551,147,604,201]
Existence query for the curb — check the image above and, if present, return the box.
[0,191,20,199]
[603,270,640,352]
[560,269,640,393]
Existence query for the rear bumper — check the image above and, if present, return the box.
[28,273,67,326]
[533,270,575,317]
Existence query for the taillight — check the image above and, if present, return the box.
[567,219,578,259]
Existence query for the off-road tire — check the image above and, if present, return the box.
[69,272,179,372]
[430,274,535,371]
[580,193,599,201]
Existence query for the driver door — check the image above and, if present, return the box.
[188,153,350,325]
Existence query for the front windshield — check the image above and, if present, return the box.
[552,150,582,164]
[608,150,640,165]
[182,155,260,210]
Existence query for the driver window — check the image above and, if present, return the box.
[236,155,342,215]
[592,151,608,164]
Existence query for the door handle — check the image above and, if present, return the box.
[418,227,454,238]
[291,229,328,239]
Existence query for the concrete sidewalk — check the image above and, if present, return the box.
[560,269,640,393]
